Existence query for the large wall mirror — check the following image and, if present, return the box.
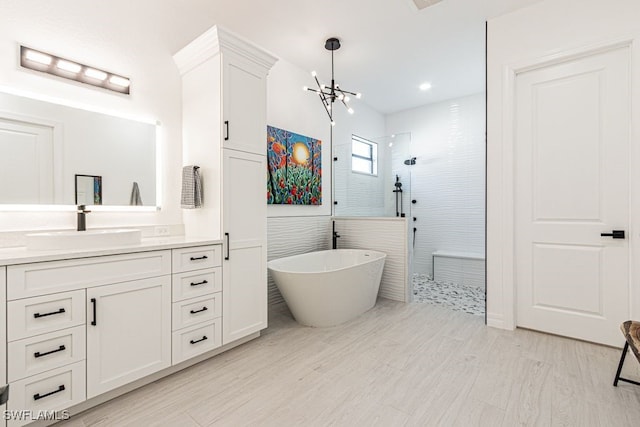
[0,90,157,207]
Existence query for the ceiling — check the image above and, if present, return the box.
[10,0,543,115]
[155,0,544,114]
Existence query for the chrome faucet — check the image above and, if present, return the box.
[77,205,91,231]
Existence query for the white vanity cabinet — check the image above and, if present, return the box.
[174,26,276,346]
[86,276,171,398]
[3,248,176,425]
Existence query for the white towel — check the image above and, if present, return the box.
[181,165,202,209]
[130,182,143,206]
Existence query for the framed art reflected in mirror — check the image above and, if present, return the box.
[75,174,102,205]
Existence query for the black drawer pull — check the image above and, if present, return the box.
[190,307,208,314]
[190,336,208,345]
[34,345,66,358]
[33,385,65,401]
[34,308,65,319]
[190,280,208,287]
[189,255,208,261]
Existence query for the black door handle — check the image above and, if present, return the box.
[91,298,97,326]
[225,232,230,260]
[190,307,208,314]
[189,255,208,261]
[601,230,625,239]
[224,120,229,141]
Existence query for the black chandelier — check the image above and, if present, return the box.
[303,37,361,126]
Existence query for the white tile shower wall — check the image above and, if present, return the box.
[267,216,332,305]
[386,93,485,282]
[333,217,409,302]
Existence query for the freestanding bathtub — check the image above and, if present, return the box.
[267,249,386,327]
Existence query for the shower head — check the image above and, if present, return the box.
[404,157,416,165]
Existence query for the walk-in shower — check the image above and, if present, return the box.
[333,95,486,315]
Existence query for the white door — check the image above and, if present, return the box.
[222,54,267,155]
[222,149,267,344]
[0,119,54,204]
[86,277,171,398]
[515,46,630,346]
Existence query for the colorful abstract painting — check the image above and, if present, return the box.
[267,126,321,205]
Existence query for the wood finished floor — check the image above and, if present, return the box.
[59,299,640,426]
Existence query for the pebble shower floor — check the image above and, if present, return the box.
[412,273,485,316]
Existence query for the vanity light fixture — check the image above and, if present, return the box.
[20,46,131,95]
[303,38,361,126]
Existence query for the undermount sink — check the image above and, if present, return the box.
[26,229,142,251]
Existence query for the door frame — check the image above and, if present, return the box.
[488,37,636,331]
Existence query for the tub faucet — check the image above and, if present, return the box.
[332,221,340,250]
[77,205,91,231]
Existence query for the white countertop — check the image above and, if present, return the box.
[0,236,222,266]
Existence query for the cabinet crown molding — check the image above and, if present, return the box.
[173,25,278,76]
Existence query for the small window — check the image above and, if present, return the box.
[351,136,377,176]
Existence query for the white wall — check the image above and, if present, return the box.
[386,93,486,278]
[266,60,332,217]
[487,0,640,328]
[265,59,332,304]
[0,1,183,243]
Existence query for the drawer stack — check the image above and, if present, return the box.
[6,290,87,426]
[171,245,223,364]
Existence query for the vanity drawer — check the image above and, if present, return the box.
[172,245,221,273]
[172,320,222,364]
[172,293,222,331]
[8,290,85,341]
[8,361,85,427]
[172,268,221,301]
[7,250,171,300]
[8,326,86,382]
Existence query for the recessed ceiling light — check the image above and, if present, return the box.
[419,82,432,91]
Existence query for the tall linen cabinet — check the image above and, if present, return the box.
[173,26,277,344]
